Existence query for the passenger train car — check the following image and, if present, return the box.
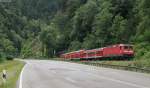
[60,44,134,60]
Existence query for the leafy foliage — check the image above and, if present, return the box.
[0,0,149,60]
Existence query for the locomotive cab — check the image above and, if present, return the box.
[120,44,134,57]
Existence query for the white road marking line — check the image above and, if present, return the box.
[65,77,77,83]
[19,64,26,88]
[79,65,149,88]
[91,73,149,88]
[90,69,150,88]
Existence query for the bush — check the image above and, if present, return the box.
[134,43,150,59]
[134,59,150,69]
[6,55,14,60]
[142,52,150,60]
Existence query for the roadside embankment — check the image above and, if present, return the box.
[0,60,25,88]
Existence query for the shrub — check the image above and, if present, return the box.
[6,55,14,60]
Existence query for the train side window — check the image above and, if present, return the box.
[97,51,102,54]
[120,46,122,50]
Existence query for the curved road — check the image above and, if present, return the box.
[19,60,150,88]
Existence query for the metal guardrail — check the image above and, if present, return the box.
[78,62,150,74]
[57,59,150,74]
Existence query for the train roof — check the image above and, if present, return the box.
[86,48,103,51]
[105,44,133,48]
[120,44,133,46]
[63,50,85,55]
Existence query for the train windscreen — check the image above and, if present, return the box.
[124,46,133,50]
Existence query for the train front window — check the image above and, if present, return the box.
[124,46,133,50]
[124,46,128,49]
[129,46,133,49]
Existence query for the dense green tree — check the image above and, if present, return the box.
[0,0,149,60]
[92,0,113,46]
[71,0,98,42]
[40,24,59,57]
[133,0,150,60]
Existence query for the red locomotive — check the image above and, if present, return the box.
[60,44,134,60]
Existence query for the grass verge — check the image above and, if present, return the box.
[0,60,25,88]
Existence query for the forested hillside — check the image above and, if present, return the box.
[0,0,149,61]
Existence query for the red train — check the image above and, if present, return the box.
[60,44,134,60]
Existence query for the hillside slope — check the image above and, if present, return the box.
[0,0,149,62]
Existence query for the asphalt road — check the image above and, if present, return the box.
[19,60,150,88]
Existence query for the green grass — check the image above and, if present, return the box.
[0,60,25,88]
[90,61,134,66]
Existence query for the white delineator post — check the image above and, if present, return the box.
[2,69,7,83]
[2,69,7,88]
